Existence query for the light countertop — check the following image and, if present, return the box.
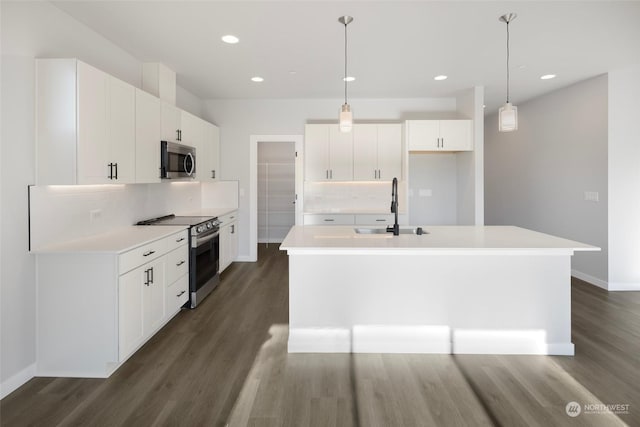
[304,209,406,215]
[280,225,600,255]
[33,225,188,254]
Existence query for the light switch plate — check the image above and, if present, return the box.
[584,191,599,202]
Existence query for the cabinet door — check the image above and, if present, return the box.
[199,121,220,182]
[161,102,181,142]
[440,120,473,151]
[135,89,162,183]
[142,258,165,336]
[353,124,378,181]
[304,124,330,181]
[108,76,135,183]
[180,111,201,148]
[407,120,439,151]
[77,61,109,184]
[219,224,230,272]
[229,222,239,264]
[376,124,402,181]
[119,266,144,361]
[328,125,353,181]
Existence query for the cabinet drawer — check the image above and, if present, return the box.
[303,214,355,225]
[166,229,189,252]
[218,211,238,227]
[119,238,168,275]
[355,214,394,225]
[166,245,189,285]
[166,275,188,314]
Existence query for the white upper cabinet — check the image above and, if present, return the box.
[353,124,402,181]
[304,124,331,181]
[135,89,162,183]
[36,59,136,185]
[406,120,473,151]
[161,102,182,143]
[199,121,220,182]
[179,110,202,149]
[304,124,353,181]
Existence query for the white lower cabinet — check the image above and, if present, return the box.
[219,211,239,273]
[36,228,188,377]
[303,214,355,225]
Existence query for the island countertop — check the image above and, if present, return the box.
[280,225,599,255]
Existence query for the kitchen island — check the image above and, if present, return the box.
[280,225,599,355]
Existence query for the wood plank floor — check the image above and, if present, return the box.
[2,244,639,426]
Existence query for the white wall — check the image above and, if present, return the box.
[203,97,456,258]
[408,154,458,225]
[485,75,608,286]
[608,65,640,290]
[0,1,206,396]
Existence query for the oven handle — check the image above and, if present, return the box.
[194,231,219,246]
[184,152,195,176]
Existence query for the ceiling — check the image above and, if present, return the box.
[52,1,640,113]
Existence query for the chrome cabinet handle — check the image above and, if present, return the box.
[176,260,185,266]
[176,237,185,243]
[211,170,215,179]
[144,268,150,286]
[324,219,334,222]
[177,290,186,297]
[149,267,154,284]
[143,250,155,257]
[376,219,386,222]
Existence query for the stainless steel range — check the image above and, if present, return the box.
[137,214,220,308]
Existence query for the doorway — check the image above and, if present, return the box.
[249,135,303,261]
[258,141,295,245]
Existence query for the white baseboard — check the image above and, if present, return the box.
[288,328,351,353]
[1,363,35,399]
[571,269,608,290]
[452,330,573,355]
[607,281,640,291]
[352,325,451,354]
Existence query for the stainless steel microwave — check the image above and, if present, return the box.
[160,141,196,179]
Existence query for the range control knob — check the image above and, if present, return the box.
[196,226,203,233]
[207,222,213,229]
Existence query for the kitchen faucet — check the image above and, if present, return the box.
[386,177,400,236]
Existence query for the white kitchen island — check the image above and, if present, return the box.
[280,225,599,356]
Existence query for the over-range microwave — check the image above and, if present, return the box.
[161,141,196,179]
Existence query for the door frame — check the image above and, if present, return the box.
[249,135,303,261]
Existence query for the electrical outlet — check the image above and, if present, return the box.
[584,191,599,202]
[90,209,102,223]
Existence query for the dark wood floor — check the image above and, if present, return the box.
[2,244,638,426]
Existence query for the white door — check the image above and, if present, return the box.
[407,120,439,151]
[118,266,144,360]
[142,258,165,336]
[135,89,162,183]
[376,124,402,180]
[304,124,330,181]
[108,76,135,183]
[161,102,181,142]
[440,120,473,151]
[353,124,378,181]
[77,61,109,184]
[328,124,353,181]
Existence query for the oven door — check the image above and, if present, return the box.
[189,229,220,308]
[161,141,196,179]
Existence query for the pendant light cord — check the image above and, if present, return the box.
[344,21,348,105]
[506,20,510,103]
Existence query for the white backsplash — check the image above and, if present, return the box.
[303,181,407,213]
[30,182,202,249]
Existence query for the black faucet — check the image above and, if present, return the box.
[386,177,400,236]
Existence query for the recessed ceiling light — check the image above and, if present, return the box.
[343,76,355,82]
[540,74,556,80]
[221,35,239,44]
[251,76,264,82]
[434,75,448,81]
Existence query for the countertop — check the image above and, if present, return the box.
[280,225,600,255]
[34,225,188,254]
[304,209,406,215]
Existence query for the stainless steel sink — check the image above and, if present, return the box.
[354,227,427,235]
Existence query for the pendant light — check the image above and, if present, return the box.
[498,13,518,132]
[338,16,353,132]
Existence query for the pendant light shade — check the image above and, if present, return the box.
[499,13,518,132]
[340,104,353,132]
[338,16,353,132]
